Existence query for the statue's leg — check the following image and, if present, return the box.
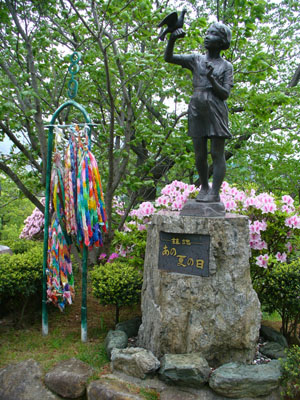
[210,137,226,198]
[193,137,209,200]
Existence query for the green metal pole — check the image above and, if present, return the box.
[42,126,54,336]
[81,244,88,342]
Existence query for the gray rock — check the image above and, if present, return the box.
[44,357,95,398]
[111,347,160,379]
[0,245,12,255]
[138,213,261,367]
[260,325,288,348]
[260,342,286,360]
[160,387,199,399]
[87,379,143,399]
[159,353,211,388]
[105,329,128,360]
[116,316,142,338]
[0,359,59,400]
[95,371,281,400]
[209,360,282,398]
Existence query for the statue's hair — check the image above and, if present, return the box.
[210,22,232,50]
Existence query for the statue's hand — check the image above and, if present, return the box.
[170,28,186,41]
[206,62,214,81]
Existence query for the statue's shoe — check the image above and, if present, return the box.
[196,190,209,201]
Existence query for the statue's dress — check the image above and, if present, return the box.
[171,54,233,138]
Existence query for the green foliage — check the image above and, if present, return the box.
[112,224,147,270]
[0,176,35,240]
[0,245,43,314]
[280,345,300,399]
[91,261,143,324]
[1,0,300,237]
[255,260,300,340]
[0,239,42,254]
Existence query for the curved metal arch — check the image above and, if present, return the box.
[49,99,91,124]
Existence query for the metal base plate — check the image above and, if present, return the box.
[180,199,225,217]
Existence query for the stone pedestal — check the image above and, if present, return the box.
[138,212,261,367]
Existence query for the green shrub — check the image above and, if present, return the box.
[256,259,300,341]
[91,261,143,325]
[0,239,42,254]
[111,224,147,270]
[0,246,43,316]
[281,345,300,399]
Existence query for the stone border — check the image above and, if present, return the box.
[104,319,285,399]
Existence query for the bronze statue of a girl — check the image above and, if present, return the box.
[164,22,233,203]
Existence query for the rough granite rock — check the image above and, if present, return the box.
[87,380,143,399]
[105,329,128,360]
[97,372,281,400]
[116,316,142,338]
[260,325,288,348]
[44,358,95,398]
[260,342,286,360]
[158,353,211,388]
[138,212,261,367]
[111,347,160,379]
[0,359,59,400]
[209,360,282,398]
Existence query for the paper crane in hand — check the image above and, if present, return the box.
[158,9,187,41]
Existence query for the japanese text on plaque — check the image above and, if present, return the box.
[158,232,210,277]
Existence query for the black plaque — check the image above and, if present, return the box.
[158,231,210,277]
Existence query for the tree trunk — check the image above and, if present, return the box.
[115,304,120,326]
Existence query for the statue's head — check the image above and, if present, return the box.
[206,23,232,50]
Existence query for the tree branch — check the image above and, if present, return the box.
[288,63,300,88]
[0,161,44,213]
[0,122,42,172]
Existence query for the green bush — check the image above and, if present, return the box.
[91,261,143,325]
[281,345,300,399]
[256,259,300,341]
[0,246,43,316]
[111,224,147,270]
[0,239,42,254]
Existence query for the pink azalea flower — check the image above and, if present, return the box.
[123,224,132,232]
[249,220,267,234]
[221,181,230,191]
[108,253,119,262]
[98,253,107,260]
[275,252,287,263]
[257,240,268,250]
[234,191,246,202]
[255,254,269,268]
[282,195,294,205]
[281,205,295,214]
[119,249,128,257]
[285,215,300,229]
[261,203,277,214]
[138,224,147,231]
[285,242,293,253]
[243,197,257,209]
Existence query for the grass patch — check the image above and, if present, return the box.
[262,310,281,322]
[0,320,109,373]
[0,265,141,380]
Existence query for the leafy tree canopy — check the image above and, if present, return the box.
[0,0,299,242]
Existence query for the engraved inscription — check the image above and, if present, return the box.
[158,232,210,277]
